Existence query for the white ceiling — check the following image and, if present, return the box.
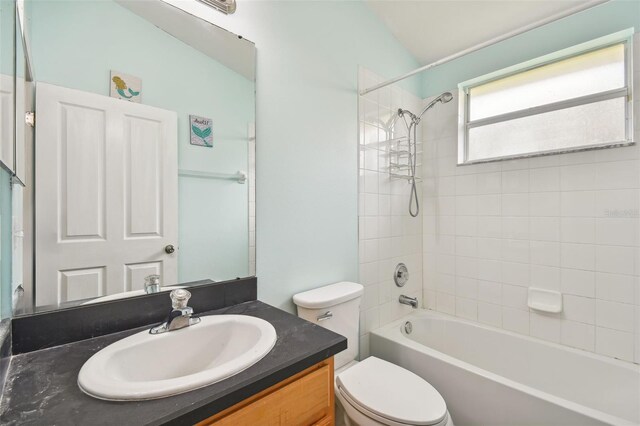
[365,0,601,65]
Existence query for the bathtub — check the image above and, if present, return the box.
[370,310,640,426]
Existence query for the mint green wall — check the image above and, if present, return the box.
[422,0,640,97]
[29,0,255,284]
[0,0,12,318]
[170,1,421,311]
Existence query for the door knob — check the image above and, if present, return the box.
[165,244,175,254]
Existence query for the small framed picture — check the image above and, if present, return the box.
[110,71,142,103]
[190,115,213,147]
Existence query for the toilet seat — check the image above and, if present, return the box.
[337,387,450,426]
[336,357,448,426]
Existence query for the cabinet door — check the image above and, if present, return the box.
[200,358,334,426]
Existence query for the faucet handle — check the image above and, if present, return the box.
[170,289,192,309]
[145,274,160,285]
[144,275,161,294]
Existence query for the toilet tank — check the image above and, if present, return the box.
[293,282,363,370]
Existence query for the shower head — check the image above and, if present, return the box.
[416,91,453,121]
[396,91,453,127]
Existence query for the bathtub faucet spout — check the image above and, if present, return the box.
[399,295,418,308]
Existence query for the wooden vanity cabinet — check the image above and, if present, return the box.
[197,357,335,426]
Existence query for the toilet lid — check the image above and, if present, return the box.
[336,357,447,426]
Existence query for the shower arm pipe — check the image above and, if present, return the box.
[359,0,608,96]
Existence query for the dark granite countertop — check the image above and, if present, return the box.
[0,301,347,425]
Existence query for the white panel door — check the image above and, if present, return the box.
[35,82,177,306]
[0,74,14,171]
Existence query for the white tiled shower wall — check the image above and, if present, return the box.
[422,36,640,364]
[357,68,423,358]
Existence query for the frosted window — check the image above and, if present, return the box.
[468,97,626,161]
[460,37,632,164]
[470,44,625,121]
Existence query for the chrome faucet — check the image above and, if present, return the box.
[144,274,161,294]
[150,289,201,334]
[399,295,418,308]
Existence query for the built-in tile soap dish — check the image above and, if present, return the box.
[527,288,562,313]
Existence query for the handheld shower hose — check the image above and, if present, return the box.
[397,92,453,218]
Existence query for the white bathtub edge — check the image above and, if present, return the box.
[370,309,638,426]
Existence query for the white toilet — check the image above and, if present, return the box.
[293,282,453,426]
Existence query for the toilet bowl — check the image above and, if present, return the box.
[293,282,453,426]
[334,357,453,426]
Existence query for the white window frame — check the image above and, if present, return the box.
[457,29,635,165]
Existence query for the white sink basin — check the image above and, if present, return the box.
[78,315,277,400]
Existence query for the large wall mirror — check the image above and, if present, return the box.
[10,0,256,314]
